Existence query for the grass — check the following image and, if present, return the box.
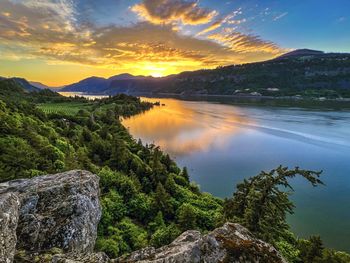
[37,102,92,115]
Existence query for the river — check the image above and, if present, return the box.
[121,97,350,252]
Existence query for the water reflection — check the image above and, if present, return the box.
[122,97,350,252]
[123,98,252,156]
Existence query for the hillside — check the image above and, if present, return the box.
[59,49,350,99]
[1,80,350,262]
[0,77,41,92]
[29,81,61,90]
[274,49,325,59]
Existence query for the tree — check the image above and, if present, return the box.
[177,203,197,231]
[99,190,126,233]
[154,183,173,217]
[150,223,181,248]
[299,236,324,263]
[223,166,323,243]
[181,167,190,182]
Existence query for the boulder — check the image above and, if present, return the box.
[0,193,20,263]
[0,170,101,256]
[117,223,286,263]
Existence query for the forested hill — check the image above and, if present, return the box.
[0,79,223,259]
[0,77,41,92]
[60,49,350,99]
[1,79,350,262]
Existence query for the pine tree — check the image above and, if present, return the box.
[224,166,323,243]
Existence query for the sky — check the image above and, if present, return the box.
[0,0,349,86]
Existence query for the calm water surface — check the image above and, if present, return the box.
[122,97,350,252]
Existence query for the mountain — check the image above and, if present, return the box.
[60,73,157,94]
[274,48,325,60]
[30,81,50,89]
[0,78,61,103]
[12,77,41,92]
[58,49,350,98]
[0,78,27,96]
[60,76,107,93]
[0,77,41,92]
[29,81,60,91]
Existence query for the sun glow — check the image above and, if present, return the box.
[151,72,164,77]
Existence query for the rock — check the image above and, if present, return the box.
[51,252,109,263]
[0,193,20,263]
[14,249,110,263]
[0,170,101,257]
[117,223,286,263]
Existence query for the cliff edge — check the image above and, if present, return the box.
[0,170,285,263]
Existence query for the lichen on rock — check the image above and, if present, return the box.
[0,193,20,263]
[117,223,286,263]
[0,170,102,262]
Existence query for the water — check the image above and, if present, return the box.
[122,97,350,252]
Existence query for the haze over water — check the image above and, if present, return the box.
[123,97,350,252]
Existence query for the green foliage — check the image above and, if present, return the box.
[294,235,350,263]
[2,80,349,260]
[150,223,181,248]
[99,190,126,232]
[0,84,223,257]
[275,240,300,263]
[176,203,197,231]
[223,166,323,243]
[298,236,324,262]
[129,53,350,100]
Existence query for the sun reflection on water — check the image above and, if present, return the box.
[122,98,252,156]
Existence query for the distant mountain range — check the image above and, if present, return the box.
[58,49,350,98]
[4,49,350,98]
[60,73,158,93]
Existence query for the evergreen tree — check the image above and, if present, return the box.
[223,166,323,243]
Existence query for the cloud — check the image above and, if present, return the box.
[0,0,284,77]
[196,8,244,36]
[273,12,288,21]
[196,19,224,36]
[208,28,284,55]
[131,0,217,25]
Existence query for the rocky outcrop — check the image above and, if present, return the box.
[117,223,286,263]
[0,193,20,263]
[0,170,285,263]
[0,170,102,262]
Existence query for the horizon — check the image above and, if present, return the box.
[1,0,349,86]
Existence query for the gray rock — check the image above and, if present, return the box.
[0,193,20,263]
[51,252,110,263]
[117,223,286,263]
[0,170,101,255]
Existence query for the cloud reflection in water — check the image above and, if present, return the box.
[122,98,252,157]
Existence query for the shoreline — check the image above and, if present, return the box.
[61,91,350,102]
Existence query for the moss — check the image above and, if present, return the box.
[216,235,282,263]
[14,247,63,263]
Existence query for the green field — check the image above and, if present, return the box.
[37,102,92,115]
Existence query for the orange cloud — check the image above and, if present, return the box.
[196,19,224,36]
[131,0,217,25]
[208,29,284,55]
[0,0,286,85]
